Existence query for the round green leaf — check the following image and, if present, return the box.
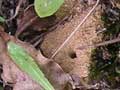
[34,0,64,18]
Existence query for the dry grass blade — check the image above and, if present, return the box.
[51,0,100,59]
[77,38,120,50]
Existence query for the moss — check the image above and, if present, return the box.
[89,5,120,89]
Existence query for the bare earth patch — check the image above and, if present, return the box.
[41,1,102,78]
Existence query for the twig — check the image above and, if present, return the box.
[32,34,44,47]
[5,0,23,22]
[15,4,38,37]
[15,16,38,37]
[24,4,34,13]
[77,38,120,50]
[31,15,70,47]
[96,28,107,34]
[50,0,100,59]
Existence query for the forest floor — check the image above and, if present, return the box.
[0,0,120,90]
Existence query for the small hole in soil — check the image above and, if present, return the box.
[69,52,77,59]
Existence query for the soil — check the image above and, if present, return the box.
[41,1,102,78]
[0,0,120,90]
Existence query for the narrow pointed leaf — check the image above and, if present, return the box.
[0,16,5,23]
[7,41,55,90]
[0,85,3,90]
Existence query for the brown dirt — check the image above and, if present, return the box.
[41,1,102,78]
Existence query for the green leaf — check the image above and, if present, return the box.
[0,85,3,90]
[7,41,55,90]
[0,16,5,23]
[34,0,64,18]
